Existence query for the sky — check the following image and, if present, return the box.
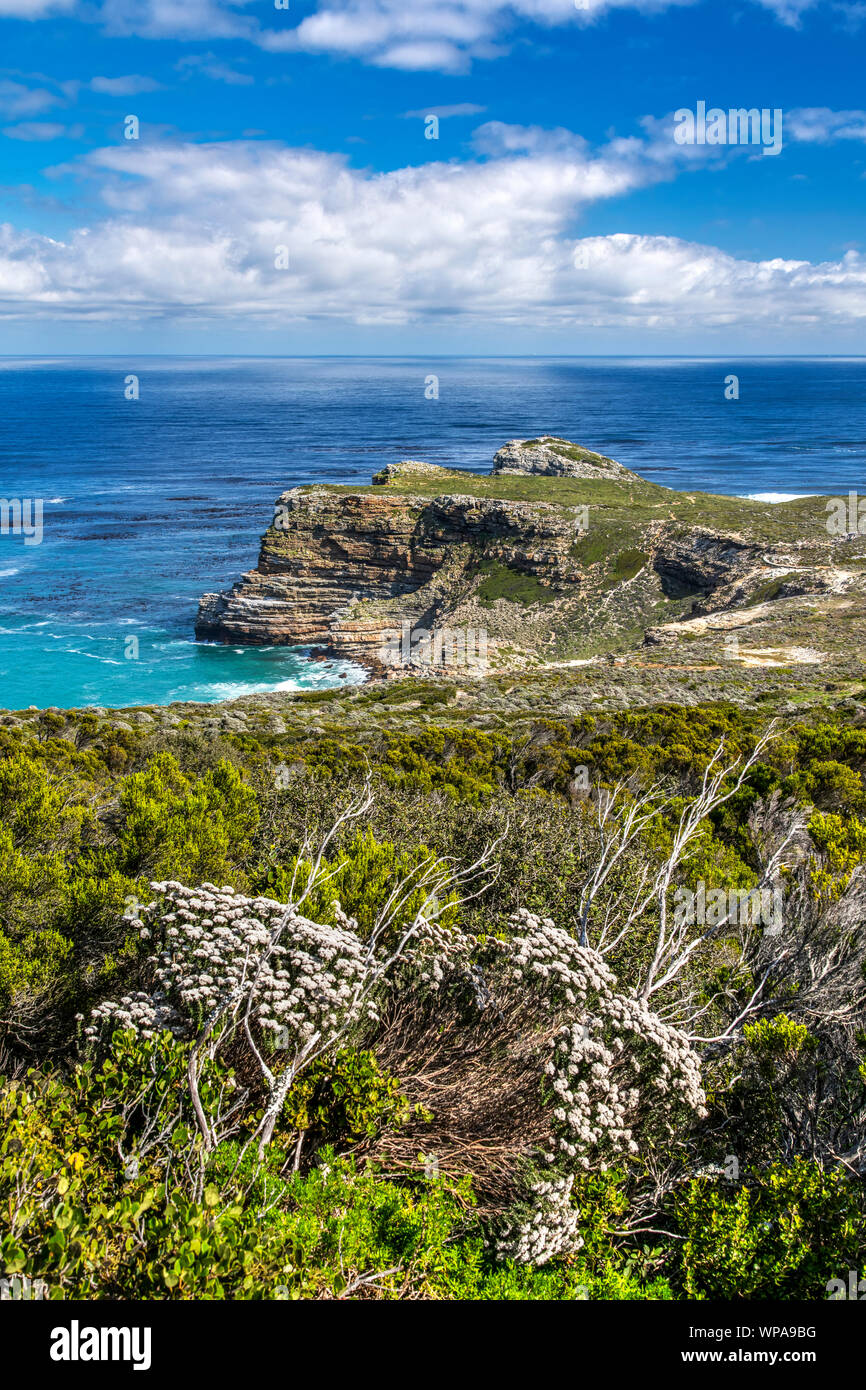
[0,0,864,352]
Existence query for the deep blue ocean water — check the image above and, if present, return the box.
[1,356,865,711]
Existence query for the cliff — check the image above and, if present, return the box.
[196,440,864,678]
[196,483,584,672]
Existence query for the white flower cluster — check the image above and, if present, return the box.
[507,910,707,1170]
[85,988,181,1042]
[402,913,472,990]
[87,881,471,1052]
[87,881,376,1051]
[492,1174,583,1267]
[509,908,619,1006]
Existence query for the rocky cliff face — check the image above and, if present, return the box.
[196,482,586,672]
[196,443,857,678]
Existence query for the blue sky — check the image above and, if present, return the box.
[0,0,864,352]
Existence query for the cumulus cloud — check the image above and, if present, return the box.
[0,0,835,70]
[262,0,828,65]
[0,125,863,337]
[258,0,655,69]
[567,234,865,329]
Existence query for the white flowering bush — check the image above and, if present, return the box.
[84,878,705,1256]
[89,879,473,1040]
[86,876,474,1154]
[86,988,181,1042]
[87,881,376,1049]
[507,909,707,1172]
[370,908,709,1263]
[491,1174,583,1267]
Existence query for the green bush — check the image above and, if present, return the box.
[670,1160,866,1300]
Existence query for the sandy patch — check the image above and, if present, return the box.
[732,646,823,667]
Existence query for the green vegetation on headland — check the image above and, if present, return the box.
[317,467,835,545]
[474,559,559,607]
[2,682,866,1300]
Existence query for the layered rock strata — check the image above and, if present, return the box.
[196,486,584,672]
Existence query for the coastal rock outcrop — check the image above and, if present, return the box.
[371,460,443,485]
[196,442,852,678]
[492,437,631,480]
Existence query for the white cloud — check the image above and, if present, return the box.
[787,106,866,141]
[90,75,162,95]
[0,80,61,118]
[752,0,819,23]
[566,234,865,330]
[0,0,831,71]
[3,121,84,139]
[0,127,863,338]
[96,0,260,41]
[271,0,821,68]
[259,0,596,69]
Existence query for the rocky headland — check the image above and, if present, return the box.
[195,436,866,690]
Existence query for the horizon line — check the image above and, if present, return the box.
[1,353,865,362]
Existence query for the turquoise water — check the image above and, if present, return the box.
[0,626,366,712]
[1,356,865,710]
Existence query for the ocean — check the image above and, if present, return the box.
[1,356,865,711]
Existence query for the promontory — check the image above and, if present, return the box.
[195,437,866,685]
